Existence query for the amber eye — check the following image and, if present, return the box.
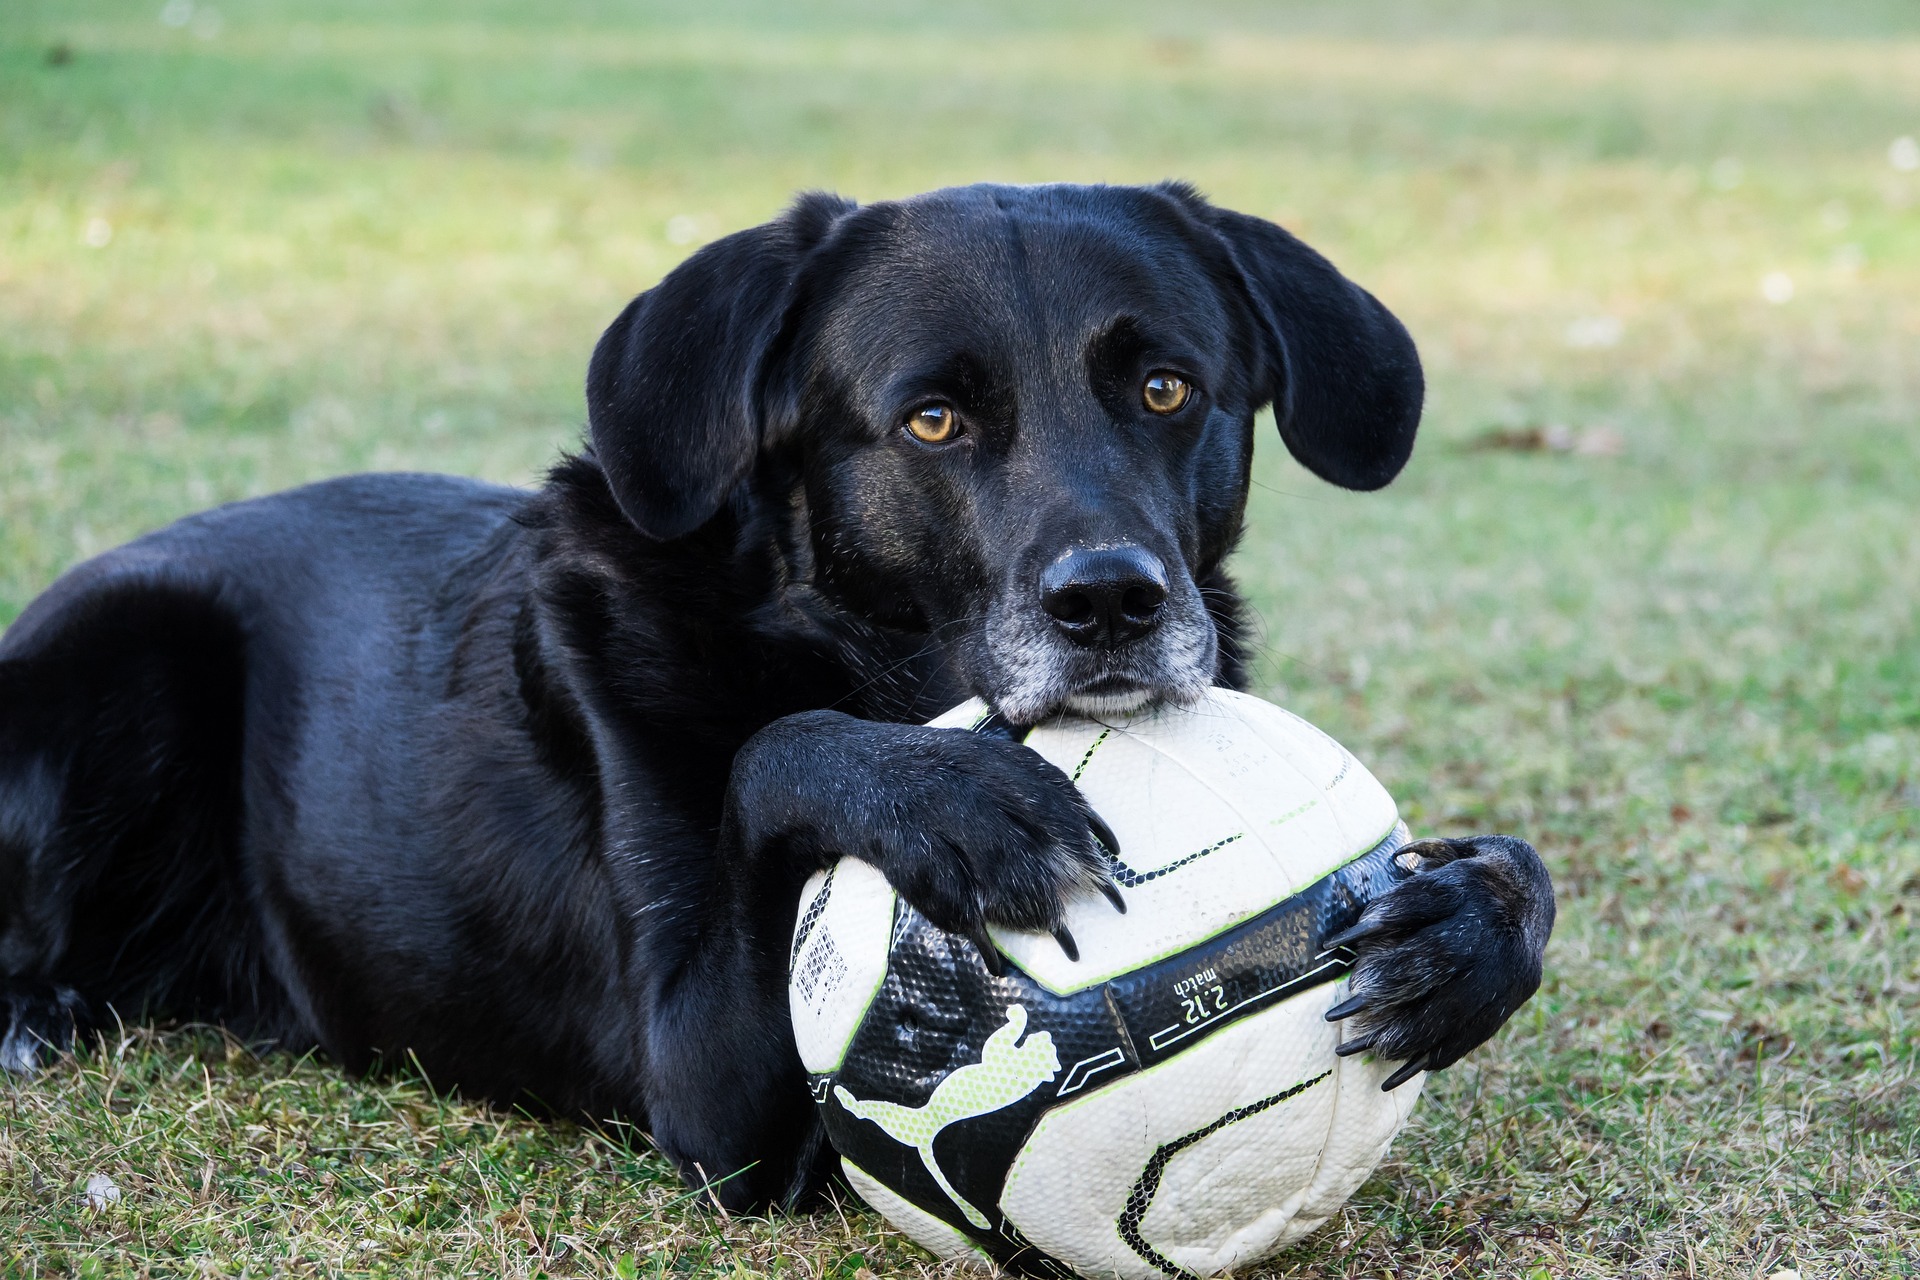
[905,403,961,444]
[1142,372,1192,415]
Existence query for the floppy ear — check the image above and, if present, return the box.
[1192,201,1424,491]
[586,192,854,539]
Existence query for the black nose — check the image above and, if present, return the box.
[1040,545,1170,648]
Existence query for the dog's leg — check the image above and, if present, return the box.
[0,653,85,1073]
[1324,834,1556,1088]
[635,708,1116,1209]
[0,980,89,1074]
[0,583,267,1058]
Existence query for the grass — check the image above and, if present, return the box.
[2,0,1917,1275]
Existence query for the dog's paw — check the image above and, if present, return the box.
[737,712,1120,970]
[1324,834,1555,1090]
[851,727,1120,969]
[0,981,88,1075]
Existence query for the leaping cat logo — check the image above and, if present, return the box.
[834,1003,1060,1229]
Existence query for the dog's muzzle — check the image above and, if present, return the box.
[981,545,1216,723]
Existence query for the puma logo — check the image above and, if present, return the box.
[834,1003,1060,1228]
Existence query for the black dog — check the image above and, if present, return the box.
[0,182,1553,1208]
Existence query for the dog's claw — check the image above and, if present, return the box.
[1380,1057,1427,1091]
[1051,924,1080,962]
[1324,916,1388,951]
[1087,812,1121,857]
[1324,994,1368,1022]
[1333,1033,1375,1058]
[1097,878,1128,914]
[968,924,1005,977]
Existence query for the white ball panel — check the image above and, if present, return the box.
[1274,992,1426,1249]
[992,689,1399,996]
[997,720,1292,992]
[998,995,1340,1280]
[1043,722,1253,878]
[1214,692,1351,787]
[789,859,898,1075]
[842,1158,993,1270]
[1133,1055,1336,1277]
[1092,694,1329,845]
[1224,692,1402,880]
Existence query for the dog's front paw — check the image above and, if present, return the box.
[850,726,1122,971]
[735,712,1121,971]
[1324,834,1555,1089]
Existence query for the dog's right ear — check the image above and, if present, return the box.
[1160,184,1422,492]
[586,192,853,540]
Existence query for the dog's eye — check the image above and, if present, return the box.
[904,404,961,444]
[1142,373,1192,415]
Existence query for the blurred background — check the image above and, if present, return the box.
[2,2,1916,1276]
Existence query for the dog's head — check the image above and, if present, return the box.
[586,183,1421,722]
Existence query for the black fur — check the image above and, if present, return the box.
[1324,836,1556,1090]
[0,182,1549,1207]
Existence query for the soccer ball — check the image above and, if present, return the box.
[787,688,1423,1279]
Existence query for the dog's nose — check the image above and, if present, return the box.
[1040,545,1169,648]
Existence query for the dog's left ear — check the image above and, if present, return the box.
[1181,193,1423,491]
[586,192,854,540]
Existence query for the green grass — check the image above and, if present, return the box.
[2,1,1917,1276]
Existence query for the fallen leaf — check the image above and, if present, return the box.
[1466,424,1625,456]
[1828,864,1866,893]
